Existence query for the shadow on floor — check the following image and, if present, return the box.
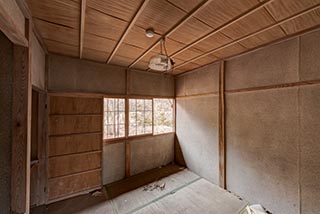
[31,164,184,214]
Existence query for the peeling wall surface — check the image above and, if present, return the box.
[176,63,220,184]
[0,32,13,214]
[175,29,320,214]
[31,32,46,90]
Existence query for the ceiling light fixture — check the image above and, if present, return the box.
[145,28,154,38]
[148,37,175,73]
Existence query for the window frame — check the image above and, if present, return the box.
[103,96,175,143]
[128,98,153,137]
[153,98,175,136]
[103,97,126,142]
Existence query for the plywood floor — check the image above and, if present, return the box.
[31,166,248,214]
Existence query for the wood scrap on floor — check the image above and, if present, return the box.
[143,182,166,192]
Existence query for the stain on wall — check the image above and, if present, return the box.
[31,32,46,90]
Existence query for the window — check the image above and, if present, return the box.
[129,99,152,136]
[154,98,174,134]
[103,98,125,139]
[103,97,175,139]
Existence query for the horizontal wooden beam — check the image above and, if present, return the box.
[128,0,213,68]
[0,0,28,46]
[226,79,320,94]
[170,0,275,58]
[175,4,320,69]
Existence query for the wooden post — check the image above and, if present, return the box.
[11,18,32,213]
[125,69,131,177]
[218,60,226,189]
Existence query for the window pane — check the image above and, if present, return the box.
[119,112,125,124]
[154,98,174,134]
[108,99,114,111]
[145,125,152,133]
[145,111,152,125]
[129,112,136,124]
[119,99,125,111]
[137,99,144,111]
[107,125,114,138]
[129,123,136,136]
[119,125,125,137]
[129,99,136,111]
[129,98,153,136]
[145,100,152,111]
[104,98,125,139]
[107,112,114,124]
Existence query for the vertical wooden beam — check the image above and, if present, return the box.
[37,91,47,205]
[218,60,226,189]
[11,18,31,213]
[79,0,86,58]
[125,142,131,177]
[125,69,130,177]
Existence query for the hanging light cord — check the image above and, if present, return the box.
[161,37,174,74]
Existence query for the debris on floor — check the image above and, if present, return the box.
[245,204,270,214]
[143,182,166,192]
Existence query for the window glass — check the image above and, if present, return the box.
[103,98,125,139]
[153,98,174,134]
[129,99,152,136]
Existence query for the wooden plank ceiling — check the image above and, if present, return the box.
[27,0,320,75]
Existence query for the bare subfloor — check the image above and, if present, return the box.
[31,165,247,214]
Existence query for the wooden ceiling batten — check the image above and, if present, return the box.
[170,0,276,59]
[79,0,86,59]
[175,3,320,69]
[128,0,213,68]
[106,0,151,64]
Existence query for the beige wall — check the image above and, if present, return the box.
[175,28,320,214]
[103,133,174,185]
[176,63,220,184]
[48,54,174,97]
[30,32,46,90]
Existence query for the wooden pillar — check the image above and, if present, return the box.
[218,60,226,189]
[11,18,31,214]
[125,69,131,177]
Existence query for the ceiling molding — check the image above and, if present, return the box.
[175,3,320,69]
